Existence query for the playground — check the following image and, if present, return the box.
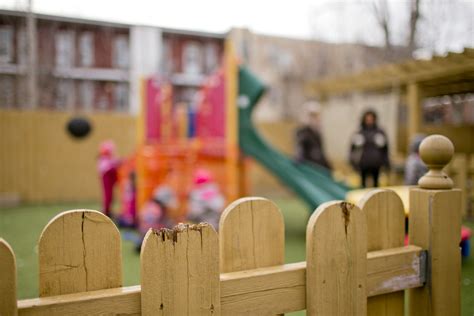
[1,33,473,316]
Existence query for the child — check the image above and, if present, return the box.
[118,171,137,228]
[187,169,225,230]
[136,185,177,252]
[405,134,428,185]
[97,140,120,217]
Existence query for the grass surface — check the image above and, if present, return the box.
[0,200,472,315]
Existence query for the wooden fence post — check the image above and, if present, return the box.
[219,197,286,314]
[408,135,461,315]
[306,201,367,315]
[140,223,220,315]
[0,239,17,316]
[358,189,405,315]
[38,210,122,297]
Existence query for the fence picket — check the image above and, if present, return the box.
[358,189,405,315]
[38,210,122,297]
[219,197,285,273]
[219,197,286,314]
[0,239,17,316]
[306,201,367,315]
[140,223,220,315]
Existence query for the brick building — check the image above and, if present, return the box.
[0,9,225,113]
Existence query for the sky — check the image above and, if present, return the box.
[1,0,473,52]
[1,0,323,38]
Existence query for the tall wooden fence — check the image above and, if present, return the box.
[0,109,136,203]
[0,135,462,315]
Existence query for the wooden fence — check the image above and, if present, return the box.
[0,135,462,315]
[0,109,136,203]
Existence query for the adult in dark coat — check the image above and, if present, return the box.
[295,102,332,170]
[349,110,390,187]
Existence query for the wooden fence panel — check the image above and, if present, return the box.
[0,109,137,203]
[358,189,405,316]
[38,210,122,297]
[0,239,17,316]
[306,201,367,315]
[140,223,220,315]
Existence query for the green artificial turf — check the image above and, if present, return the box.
[0,200,472,315]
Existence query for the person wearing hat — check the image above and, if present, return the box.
[294,101,332,170]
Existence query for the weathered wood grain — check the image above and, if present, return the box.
[306,201,367,315]
[38,210,122,297]
[140,223,220,315]
[359,189,405,316]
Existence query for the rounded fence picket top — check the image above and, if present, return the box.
[38,209,122,297]
[219,197,285,273]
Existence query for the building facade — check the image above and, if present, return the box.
[228,28,410,122]
[0,10,225,114]
[0,10,130,111]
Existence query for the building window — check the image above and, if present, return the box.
[96,82,113,111]
[113,35,129,69]
[17,28,27,65]
[0,26,13,64]
[79,32,94,67]
[204,43,218,73]
[115,83,128,111]
[55,79,75,110]
[0,75,15,108]
[55,31,75,68]
[182,42,202,74]
[78,80,94,111]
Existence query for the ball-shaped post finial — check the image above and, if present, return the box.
[418,134,454,189]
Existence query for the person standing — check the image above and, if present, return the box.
[295,102,332,170]
[349,110,390,187]
[404,134,428,185]
[97,140,121,217]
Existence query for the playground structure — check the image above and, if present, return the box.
[119,42,348,223]
[0,135,463,315]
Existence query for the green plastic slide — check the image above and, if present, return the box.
[238,66,349,211]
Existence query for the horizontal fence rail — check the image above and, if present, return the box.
[17,245,425,315]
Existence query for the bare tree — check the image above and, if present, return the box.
[310,0,473,55]
[408,0,421,51]
[371,0,392,49]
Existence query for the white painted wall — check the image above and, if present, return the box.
[320,90,400,163]
[129,26,162,115]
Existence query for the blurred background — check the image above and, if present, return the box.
[0,0,473,314]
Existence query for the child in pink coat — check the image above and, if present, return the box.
[97,140,120,217]
[187,169,225,230]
